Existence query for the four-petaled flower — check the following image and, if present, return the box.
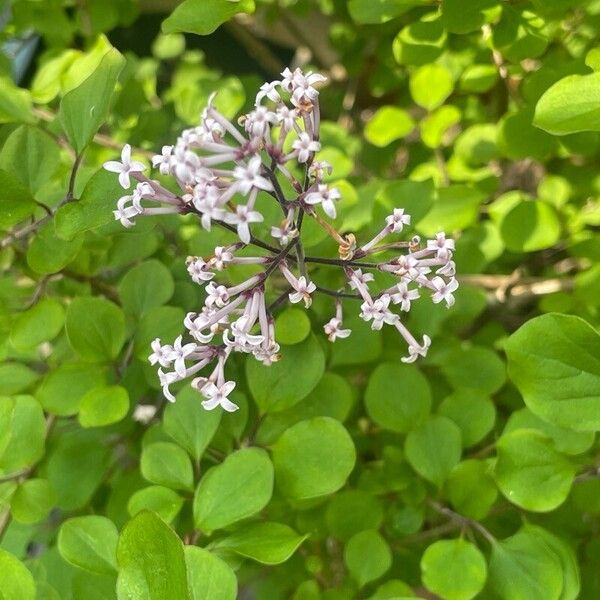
[427,231,455,260]
[289,276,317,307]
[201,381,239,412]
[391,282,420,312]
[323,318,352,342]
[224,204,264,244]
[386,208,411,233]
[292,132,321,163]
[431,276,459,307]
[104,144,146,189]
[304,184,341,219]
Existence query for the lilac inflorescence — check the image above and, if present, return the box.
[104,67,458,412]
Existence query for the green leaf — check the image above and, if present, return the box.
[163,386,221,463]
[369,579,415,599]
[141,442,194,491]
[31,49,80,104]
[498,109,558,160]
[446,460,498,520]
[10,478,56,524]
[0,126,61,193]
[37,362,106,416]
[0,364,40,395]
[534,73,600,135]
[55,168,125,240]
[59,45,125,154]
[393,13,447,66]
[325,489,385,542]
[365,363,431,433]
[0,168,37,230]
[505,313,600,431]
[274,307,311,345]
[127,486,184,524]
[211,521,307,565]
[440,346,506,395]
[376,178,436,224]
[438,390,495,448]
[409,64,454,111]
[420,105,462,148]
[348,0,426,24]
[272,417,356,501]
[504,408,594,456]
[416,185,485,236]
[246,334,325,413]
[0,395,45,473]
[494,430,576,512]
[118,260,174,316]
[58,516,119,575]
[0,549,36,600]
[492,7,548,63]
[66,296,126,362]
[421,538,487,600]
[344,529,392,588]
[0,76,34,124]
[162,0,256,35]
[185,546,237,600]
[442,0,500,33]
[10,298,64,351]
[193,447,273,533]
[488,527,564,600]
[117,511,189,600]
[256,372,353,445]
[26,222,83,274]
[79,385,130,427]
[47,429,111,510]
[405,416,462,486]
[523,524,580,600]
[500,199,561,252]
[364,106,415,147]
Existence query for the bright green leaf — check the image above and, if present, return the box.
[193,447,273,533]
[272,417,356,501]
[58,516,119,575]
[141,442,194,491]
[162,0,255,35]
[364,106,415,147]
[79,385,130,427]
[344,529,392,588]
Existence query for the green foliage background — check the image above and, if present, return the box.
[0,0,600,598]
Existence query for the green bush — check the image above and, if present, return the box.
[0,1,599,599]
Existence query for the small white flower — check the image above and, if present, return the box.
[391,282,420,312]
[171,335,197,377]
[304,184,341,219]
[233,156,274,195]
[427,231,455,259]
[148,338,174,368]
[437,260,456,277]
[201,381,239,412]
[151,145,173,175]
[158,368,178,403]
[288,276,316,308]
[401,335,431,364]
[431,276,459,307]
[103,144,146,189]
[323,318,351,342]
[348,269,374,290]
[193,186,225,231]
[205,282,230,308]
[271,223,298,247]
[210,246,234,271]
[386,208,411,233]
[359,295,397,330]
[309,160,333,181]
[186,257,214,284]
[256,80,281,105]
[244,106,278,138]
[276,106,298,130]
[224,205,264,244]
[113,195,142,228]
[292,132,321,163]
[173,145,201,183]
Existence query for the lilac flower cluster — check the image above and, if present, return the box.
[104,67,458,412]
